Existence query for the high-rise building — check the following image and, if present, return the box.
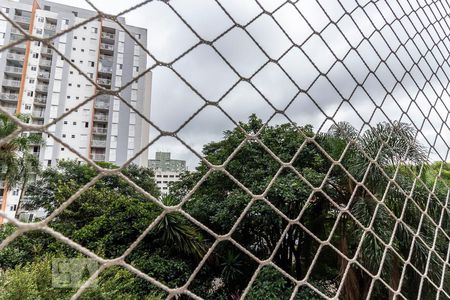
[0,0,151,222]
[149,152,187,195]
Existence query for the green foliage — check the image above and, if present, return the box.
[1,115,449,300]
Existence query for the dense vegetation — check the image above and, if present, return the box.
[1,115,449,299]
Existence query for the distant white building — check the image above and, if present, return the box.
[148,152,186,195]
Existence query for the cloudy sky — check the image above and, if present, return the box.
[48,0,450,169]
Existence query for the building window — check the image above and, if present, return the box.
[64,121,68,124]
[68,83,72,86]
[47,160,51,166]
[77,84,80,88]
[27,91,33,97]
[32,53,39,58]
[44,5,51,11]
[31,66,37,71]
[71,135,75,138]
[89,61,94,67]
[74,36,77,39]
[36,28,42,34]
[91,27,97,33]
[29,79,35,84]
[72,122,76,125]
[37,16,44,22]
[61,147,64,151]
[62,134,66,138]
[84,122,89,128]
[2,7,9,13]
[72,11,78,17]
[64,19,69,25]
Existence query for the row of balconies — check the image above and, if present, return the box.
[0,93,18,101]
[13,15,30,24]
[4,66,23,75]
[2,79,20,88]
[0,93,47,105]
[7,52,25,61]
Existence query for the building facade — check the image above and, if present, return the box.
[149,152,187,194]
[0,0,151,222]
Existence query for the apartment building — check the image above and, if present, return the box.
[0,0,151,222]
[149,152,187,195]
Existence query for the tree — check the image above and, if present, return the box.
[170,116,445,299]
[0,112,42,223]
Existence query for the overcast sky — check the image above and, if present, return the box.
[47,0,450,169]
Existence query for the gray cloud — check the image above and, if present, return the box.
[48,0,450,167]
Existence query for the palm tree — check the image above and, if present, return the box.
[0,112,42,224]
[153,195,207,259]
[323,121,435,299]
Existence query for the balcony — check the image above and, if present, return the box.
[44,24,57,31]
[32,110,44,119]
[4,66,23,75]
[35,84,48,93]
[0,93,19,102]
[7,53,25,61]
[10,34,24,41]
[10,27,25,35]
[13,15,31,24]
[2,79,21,88]
[39,59,52,67]
[94,100,109,110]
[91,154,105,161]
[97,78,111,86]
[11,43,26,49]
[37,71,50,80]
[99,54,113,62]
[101,32,115,40]
[93,114,108,122]
[91,139,107,147]
[41,47,53,55]
[98,66,113,74]
[92,127,107,135]
[34,97,47,105]
[100,43,114,54]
